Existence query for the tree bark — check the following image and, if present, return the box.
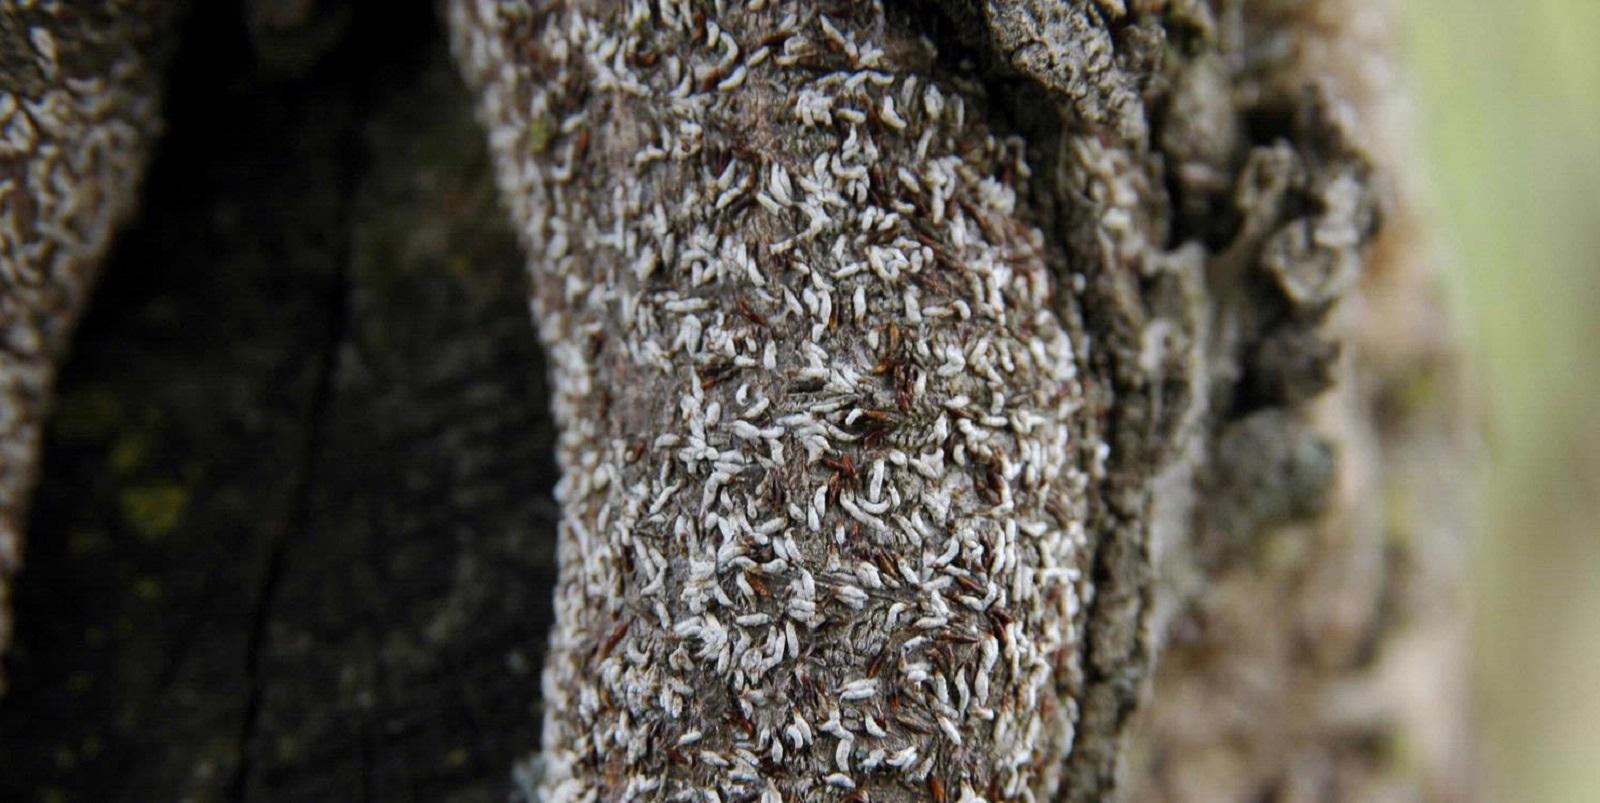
[0,0,1472,800]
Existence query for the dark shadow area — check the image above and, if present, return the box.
[0,2,558,799]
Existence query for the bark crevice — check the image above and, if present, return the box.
[230,223,354,803]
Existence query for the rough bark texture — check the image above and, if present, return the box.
[0,0,1471,800]
[1117,4,1476,801]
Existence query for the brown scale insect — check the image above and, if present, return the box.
[895,712,934,735]
[797,669,820,706]
[731,709,756,739]
[862,428,890,449]
[731,142,764,165]
[822,453,857,478]
[894,362,915,413]
[871,325,901,376]
[735,296,769,328]
[756,28,796,50]
[824,452,858,507]
[939,628,981,645]
[865,225,899,246]
[991,612,1013,650]
[865,164,893,204]
[872,549,897,580]
[747,573,771,598]
[931,644,953,679]
[572,126,590,163]
[1045,498,1075,529]
[856,409,899,427]
[977,463,1005,505]
[698,361,737,390]
[763,470,788,509]
[561,71,589,108]
[953,573,986,596]
[598,621,630,661]
[866,644,890,678]
[700,66,731,93]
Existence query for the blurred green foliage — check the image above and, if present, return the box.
[1403,1,1600,799]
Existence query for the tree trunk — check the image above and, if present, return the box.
[0,1,1472,801]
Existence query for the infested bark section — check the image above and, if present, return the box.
[452,2,1106,799]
